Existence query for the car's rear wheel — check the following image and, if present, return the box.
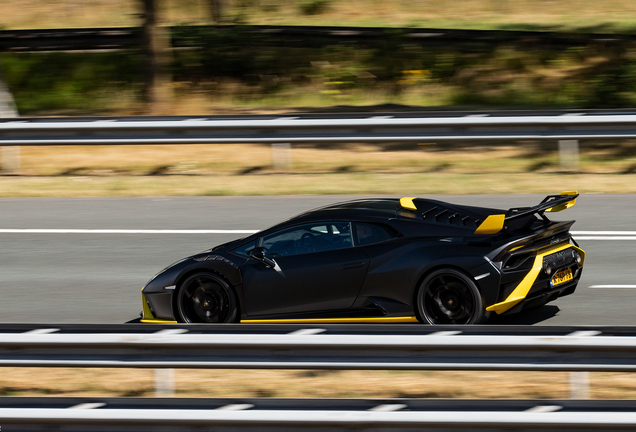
[416,269,485,325]
[176,273,238,323]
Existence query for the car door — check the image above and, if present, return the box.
[242,221,369,316]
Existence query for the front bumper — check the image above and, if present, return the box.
[141,291,177,323]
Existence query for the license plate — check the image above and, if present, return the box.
[551,268,573,287]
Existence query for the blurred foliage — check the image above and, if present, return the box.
[298,0,331,15]
[0,52,142,113]
[5,27,636,114]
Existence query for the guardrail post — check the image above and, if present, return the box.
[569,371,590,399]
[155,368,175,396]
[272,143,292,168]
[558,140,579,171]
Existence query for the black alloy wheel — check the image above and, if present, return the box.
[177,273,238,323]
[417,269,485,325]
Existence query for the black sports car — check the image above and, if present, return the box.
[141,192,585,325]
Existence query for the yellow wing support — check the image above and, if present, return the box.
[400,197,418,211]
[474,214,505,235]
[545,191,578,213]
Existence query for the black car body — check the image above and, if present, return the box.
[141,193,585,324]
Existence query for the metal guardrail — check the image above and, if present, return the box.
[0,25,633,52]
[2,397,636,431]
[2,326,636,429]
[1,327,636,371]
[2,111,636,145]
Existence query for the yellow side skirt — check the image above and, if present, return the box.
[486,244,585,314]
[241,316,419,324]
[140,318,178,323]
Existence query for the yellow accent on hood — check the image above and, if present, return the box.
[399,197,417,211]
[474,214,505,235]
[486,244,584,314]
[241,316,419,324]
[545,191,578,213]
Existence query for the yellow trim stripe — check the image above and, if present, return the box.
[141,290,178,323]
[475,214,505,235]
[486,244,584,314]
[241,316,419,324]
[141,292,154,321]
[399,197,418,211]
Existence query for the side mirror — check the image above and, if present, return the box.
[248,247,277,268]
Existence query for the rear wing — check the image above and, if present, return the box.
[474,191,578,235]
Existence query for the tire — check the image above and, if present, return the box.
[416,268,486,325]
[176,272,239,323]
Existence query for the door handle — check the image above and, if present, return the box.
[341,262,365,270]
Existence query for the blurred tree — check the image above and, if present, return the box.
[209,0,223,23]
[0,59,20,173]
[0,61,18,118]
[140,0,172,113]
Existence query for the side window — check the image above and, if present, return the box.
[229,240,258,258]
[354,222,397,246]
[261,222,353,258]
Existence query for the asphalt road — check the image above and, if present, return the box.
[0,194,633,325]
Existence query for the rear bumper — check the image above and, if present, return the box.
[486,243,585,314]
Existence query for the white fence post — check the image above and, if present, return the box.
[558,139,579,171]
[569,371,590,399]
[155,368,175,396]
[271,143,292,168]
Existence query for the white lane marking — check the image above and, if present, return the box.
[24,328,60,334]
[0,229,259,234]
[572,231,636,235]
[566,331,601,337]
[68,403,106,410]
[575,236,636,240]
[215,404,254,411]
[525,405,563,413]
[590,285,636,289]
[0,229,631,237]
[289,328,327,335]
[369,404,407,412]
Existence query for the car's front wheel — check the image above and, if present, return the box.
[176,272,238,323]
[416,268,486,325]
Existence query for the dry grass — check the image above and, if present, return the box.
[3,0,636,31]
[1,172,635,198]
[0,142,634,197]
[3,368,636,399]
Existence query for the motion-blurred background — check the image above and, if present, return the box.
[0,0,635,196]
[0,0,636,401]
